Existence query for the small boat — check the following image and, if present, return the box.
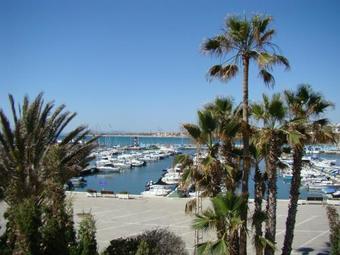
[161,172,182,185]
[97,164,121,173]
[131,159,146,167]
[145,178,172,191]
[282,173,293,180]
[305,146,322,154]
[332,190,340,198]
[141,185,172,197]
[307,181,340,190]
[322,187,337,194]
[112,162,131,169]
[69,177,87,186]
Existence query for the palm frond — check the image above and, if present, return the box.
[259,69,275,87]
[207,64,239,82]
[183,124,201,142]
[202,35,233,55]
[272,54,290,70]
[192,209,217,231]
[198,110,217,134]
[196,241,214,255]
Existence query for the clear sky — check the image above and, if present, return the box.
[0,0,339,132]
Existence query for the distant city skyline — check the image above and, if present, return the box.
[1,0,339,132]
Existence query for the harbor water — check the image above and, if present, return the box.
[75,136,340,199]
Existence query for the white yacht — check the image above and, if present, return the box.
[131,159,145,167]
[97,164,121,173]
[141,185,172,197]
[112,161,131,169]
[161,172,182,184]
[69,177,86,186]
[307,180,340,190]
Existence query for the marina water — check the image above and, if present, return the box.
[75,136,340,199]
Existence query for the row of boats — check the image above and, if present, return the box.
[67,145,181,188]
[304,145,340,154]
[141,164,183,197]
[93,146,179,173]
[280,155,340,198]
[67,143,340,199]
[143,151,340,198]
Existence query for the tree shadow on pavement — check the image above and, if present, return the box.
[295,242,330,255]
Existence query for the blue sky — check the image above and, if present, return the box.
[0,0,339,132]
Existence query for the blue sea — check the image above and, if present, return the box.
[75,136,340,199]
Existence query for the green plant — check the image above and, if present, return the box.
[103,237,140,255]
[103,229,188,255]
[282,85,335,255]
[135,240,150,255]
[77,214,98,255]
[193,192,247,255]
[0,93,97,254]
[203,15,290,254]
[8,198,42,255]
[326,206,340,255]
[252,93,286,255]
[41,198,76,255]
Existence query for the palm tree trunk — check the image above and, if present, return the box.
[240,56,250,255]
[281,146,303,255]
[264,134,280,255]
[254,163,264,255]
[222,140,237,193]
[229,231,240,255]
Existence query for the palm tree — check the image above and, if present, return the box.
[193,192,247,255]
[204,97,242,194]
[0,93,97,254]
[249,143,267,255]
[202,15,290,254]
[281,85,335,255]
[183,109,222,197]
[252,93,286,255]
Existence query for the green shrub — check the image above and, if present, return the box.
[103,237,139,255]
[103,228,188,255]
[0,231,12,255]
[326,206,340,255]
[135,240,150,255]
[13,199,43,255]
[41,197,77,255]
[77,213,98,255]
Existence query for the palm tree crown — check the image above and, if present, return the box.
[193,192,247,255]
[0,93,97,205]
[203,15,290,86]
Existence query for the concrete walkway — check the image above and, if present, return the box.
[0,194,338,254]
[70,193,339,254]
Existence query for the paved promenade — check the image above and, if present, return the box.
[0,194,338,254]
[70,193,339,254]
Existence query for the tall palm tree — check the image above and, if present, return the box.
[183,109,221,197]
[181,110,221,253]
[202,15,290,254]
[204,97,242,194]
[249,143,268,255]
[0,93,97,254]
[252,94,286,255]
[281,85,335,255]
[193,192,247,255]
